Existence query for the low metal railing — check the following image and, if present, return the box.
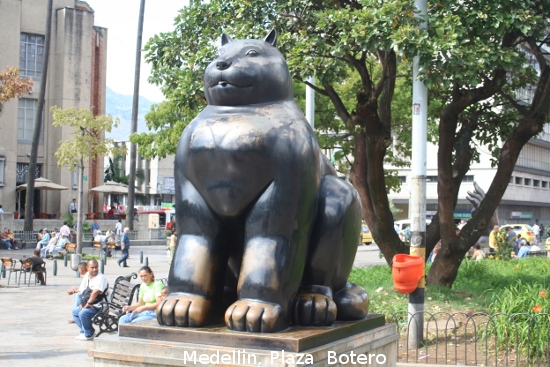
[382,310,550,366]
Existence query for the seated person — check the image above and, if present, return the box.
[36,228,50,249]
[106,206,117,219]
[24,248,46,285]
[94,232,112,257]
[1,228,14,250]
[471,244,485,261]
[42,233,62,257]
[7,229,20,249]
[106,233,119,251]
[67,261,89,320]
[119,266,165,326]
[514,242,531,258]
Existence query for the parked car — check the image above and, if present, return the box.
[500,224,535,244]
[394,219,431,241]
[361,224,373,245]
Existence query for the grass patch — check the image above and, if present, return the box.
[350,257,550,314]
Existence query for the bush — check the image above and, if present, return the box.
[487,281,550,361]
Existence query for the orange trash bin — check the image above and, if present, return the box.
[392,254,424,294]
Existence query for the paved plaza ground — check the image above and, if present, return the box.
[0,243,383,366]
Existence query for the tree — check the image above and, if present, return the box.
[0,67,33,113]
[138,0,550,287]
[52,107,127,253]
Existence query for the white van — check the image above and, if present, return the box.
[394,219,432,241]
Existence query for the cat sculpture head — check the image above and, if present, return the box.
[204,29,293,106]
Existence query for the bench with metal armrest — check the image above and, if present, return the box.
[92,272,140,337]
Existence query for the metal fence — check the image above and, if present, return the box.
[12,229,167,247]
[383,310,550,366]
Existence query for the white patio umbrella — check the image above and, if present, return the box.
[90,181,141,194]
[16,177,69,191]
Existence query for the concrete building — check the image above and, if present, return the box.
[0,0,107,218]
[104,141,175,211]
[388,124,550,226]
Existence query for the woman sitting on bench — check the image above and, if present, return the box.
[118,266,165,327]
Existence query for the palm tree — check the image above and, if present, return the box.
[104,156,147,204]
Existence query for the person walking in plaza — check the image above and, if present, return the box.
[118,266,164,326]
[533,222,541,243]
[117,227,130,267]
[115,219,123,244]
[71,259,109,341]
[70,198,78,213]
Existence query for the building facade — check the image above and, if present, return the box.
[388,124,550,226]
[0,0,107,217]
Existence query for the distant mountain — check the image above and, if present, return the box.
[105,87,156,141]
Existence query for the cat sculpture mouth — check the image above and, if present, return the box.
[207,77,251,89]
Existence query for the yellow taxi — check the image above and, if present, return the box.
[361,224,373,245]
[500,224,535,243]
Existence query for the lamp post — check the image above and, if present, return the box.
[409,0,428,348]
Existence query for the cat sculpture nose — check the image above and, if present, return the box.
[216,60,231,70]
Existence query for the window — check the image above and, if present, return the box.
[515,177,523,185]
[20,33,45,81]
[510,176,514,184]
[18,99,43,143]
[543,181,548,189]
[427,175,438,182]
[0,157,5,186]
[398,176,406,183]
[534,180,540,187]
[524,178,532,186]
[462,175,474,182]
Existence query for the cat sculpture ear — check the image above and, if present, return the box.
[221,33,233,46]
[264,29,277,47]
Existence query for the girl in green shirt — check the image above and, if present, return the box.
[119,266,165,326]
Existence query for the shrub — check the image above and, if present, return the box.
[487,281,550,361]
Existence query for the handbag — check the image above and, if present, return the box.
[80,280,108,307]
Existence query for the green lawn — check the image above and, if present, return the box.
[350,257,550,314]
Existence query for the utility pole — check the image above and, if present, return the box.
[24,0,53,231]
[409,0,428,348]
[127,0,146,230]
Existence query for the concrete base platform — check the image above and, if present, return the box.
[90,318,398,367]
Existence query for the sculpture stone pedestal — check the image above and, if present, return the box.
[90,315,398,366]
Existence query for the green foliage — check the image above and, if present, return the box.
[82,221,91,232]
[350,257,550,314]
[61,212,75,228]
[492,228,515,261]
[488,281,550,361]
[51,107,127,168]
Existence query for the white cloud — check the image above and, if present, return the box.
[86,0,188,102]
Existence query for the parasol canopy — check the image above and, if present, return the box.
[90,181,141,194]
[16,177,69,191]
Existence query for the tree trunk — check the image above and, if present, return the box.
[127,0,146,230]
[76,160,85,254]
[24,0,52,231]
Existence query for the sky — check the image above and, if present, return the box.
[86,0,189,102]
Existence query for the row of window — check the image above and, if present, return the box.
[510,176,549,188]
[398,175,474,183]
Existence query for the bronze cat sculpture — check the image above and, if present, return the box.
[157,29,369,333]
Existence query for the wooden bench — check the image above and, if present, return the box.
[526,250,548,257]
[92,272,140,337]
[93,241,103,256]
